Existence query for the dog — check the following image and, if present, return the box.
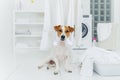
[38,25,74,75]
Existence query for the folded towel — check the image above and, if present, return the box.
[78,47,120,79]
[97,23,112,41]
[80,56,94,77]
[85,47,120,64]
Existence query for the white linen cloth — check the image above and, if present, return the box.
[97,23,112,41]
[40,0,83,50]
[78,47,120,79]
[79,55,94,80]
[85,47,120,64]
[97,23,120,50]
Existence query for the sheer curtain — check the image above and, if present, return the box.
[40,0,83,50]
[115,23,120,52]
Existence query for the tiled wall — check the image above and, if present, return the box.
[90,0,111,40]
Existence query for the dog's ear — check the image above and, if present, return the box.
[68,26,74,32]
[54,25,61,31]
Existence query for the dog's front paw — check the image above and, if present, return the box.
[47,66,49,70]
[67,70,72,73]
[54,72,58,75]
[38,66,43,69]
[65,69,72,73]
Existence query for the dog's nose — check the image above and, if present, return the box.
[61,35,65,41]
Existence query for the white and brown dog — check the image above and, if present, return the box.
[38,25,74,75]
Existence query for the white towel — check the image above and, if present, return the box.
[80,56,94,77]
[78,47,120,80]
[97,23,112,41]
[85,47,120,64]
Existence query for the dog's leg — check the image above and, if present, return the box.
[53,58,59,75]
[65,56,72,73]
[46,65,50,70]
[38,56,51,69]
[47,60,55,70]
[38,60,47,69]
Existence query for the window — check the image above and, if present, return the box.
[94,16,98,21]
[90,0,111,40]
[106,16,111,21]
[100,10,104,15]
[100,0,104,3]
[95,4,98,9]
[100,16,104,21]
[106,10,110,15]
[100,4,104,9]
[95,0,98,3]
[106,4,110,9]
[106,0,110,3]
[94,10,98,15]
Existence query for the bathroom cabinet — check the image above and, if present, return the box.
[13,10,44,54]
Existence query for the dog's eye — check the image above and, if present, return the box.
[59,30,62,32]
[65,30,69,33]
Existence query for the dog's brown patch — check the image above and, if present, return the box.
[68,26,74,32]
[54,25,62,37]
[48,60,55,65]
[65,26,74,38]
[54,25,74,38]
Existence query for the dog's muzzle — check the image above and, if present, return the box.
[61,35,65,41]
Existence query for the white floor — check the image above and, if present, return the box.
[8,51,120,80]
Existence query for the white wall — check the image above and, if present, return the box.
[82,0,90,15]
[0,0,16,80]
[112,0,120,23]
[112,0,120,52]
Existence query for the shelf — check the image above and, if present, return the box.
[14,9,44,52]
[15,10,44,13]
[15,47,40,49]
[72,47,87,50]
[15,23,44,25]
[15,12,44,24]
[15,35,41,38]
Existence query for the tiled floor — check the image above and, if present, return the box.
[8,51,120,80]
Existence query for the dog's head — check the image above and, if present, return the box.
[54,25,74,41]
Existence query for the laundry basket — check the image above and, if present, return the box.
[94,61,120,76]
